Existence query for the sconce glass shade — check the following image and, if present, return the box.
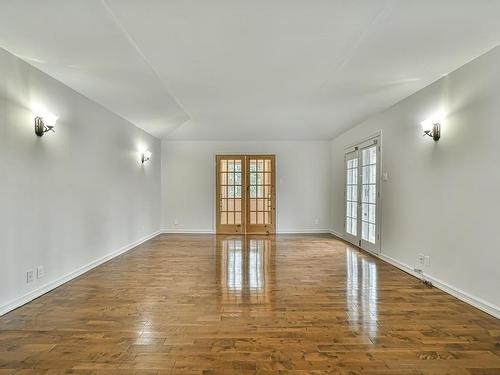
[420,112,444,141]
[33,109,58,127]
[420,118,434,133]
[142,150,152,163]
[42,113,58,127]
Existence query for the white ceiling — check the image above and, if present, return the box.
[0,1,499,140]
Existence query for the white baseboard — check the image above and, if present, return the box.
[423,273,500,319]
[329,229,344,239]
[375,252,500,319]
[0,230,161,317]
[162,229,215,234]
[162,229,331,235]
[277,229,331,234]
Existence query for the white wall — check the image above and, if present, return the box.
[162,141,331,233]
[330,46,500,316]
[0,48,161,314]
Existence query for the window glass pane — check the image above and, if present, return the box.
[362,149,369,165]
[250,212,256,224]
[264,173,271,185]
[228,160,234,172]
[350,202,357,219]
[351,218,357,236]
[250,161,257,172]
[235,199,241,212]
[265,159,271,171]
[258,160,264,172]
[362,203,369,222]
[369,223,376,243]
[221,173,227,185]
[227,212,234,225]
[257,173,263,185]
[362,221,368,240]
[257,199,264,211]
[228,173,235,185]
[221,212,227,225]
[362,185,376,204]
[369,203,376,223]
[228,199,234,211]
[250,173,257,185]
[235,161,242,172]
[250,199,256,211]
[221,199,227,211]
[257,212,263,224]
[235,172,241,185]
[369,147,376,164]
[250,186,256,198]
[235,186,241,198]
[235,212,242,225]
[363,165,376,184]
[257,186,263,198]
[228,186,235,198]
[346,201,351,217]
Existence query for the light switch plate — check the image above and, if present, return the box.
[37,266,44,279]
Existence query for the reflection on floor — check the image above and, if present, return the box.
[0,234,499,374]
[217,236,274,304]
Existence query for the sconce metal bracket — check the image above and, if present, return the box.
[34,116,55,137]
[423,122,441,141]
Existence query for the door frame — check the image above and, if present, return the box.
[215,154,276,235]
[343,132,382,254]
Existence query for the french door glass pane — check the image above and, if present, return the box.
[220,159,243,227]
[361,145,377,244]
[345,152,358,237]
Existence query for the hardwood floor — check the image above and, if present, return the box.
[0,234,499,374]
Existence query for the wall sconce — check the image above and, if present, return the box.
[141,150,152,164]
[33,111,58,137]
[420,113,443,142]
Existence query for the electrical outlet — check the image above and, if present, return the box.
[314,218,320,225]
[26,270,34,284]
[413,267,423,275]
[418,253,425,265]
[174,218,179,226]
[37,266,44,279]
[424,256,431,267]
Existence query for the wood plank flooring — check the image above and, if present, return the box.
[0,234,499,374]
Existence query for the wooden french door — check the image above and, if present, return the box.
[216,155,276,234]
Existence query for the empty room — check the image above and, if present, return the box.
[1,1,499,374]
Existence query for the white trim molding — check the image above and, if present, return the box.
[376,251,500,319]
[330,229,344,239]
[162,229,216,234]
[162,229,331,235]
[277,229,331,234]
[0,230,161,317]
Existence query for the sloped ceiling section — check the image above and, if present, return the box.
[0,0,189,139]
[1,1,500,140]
